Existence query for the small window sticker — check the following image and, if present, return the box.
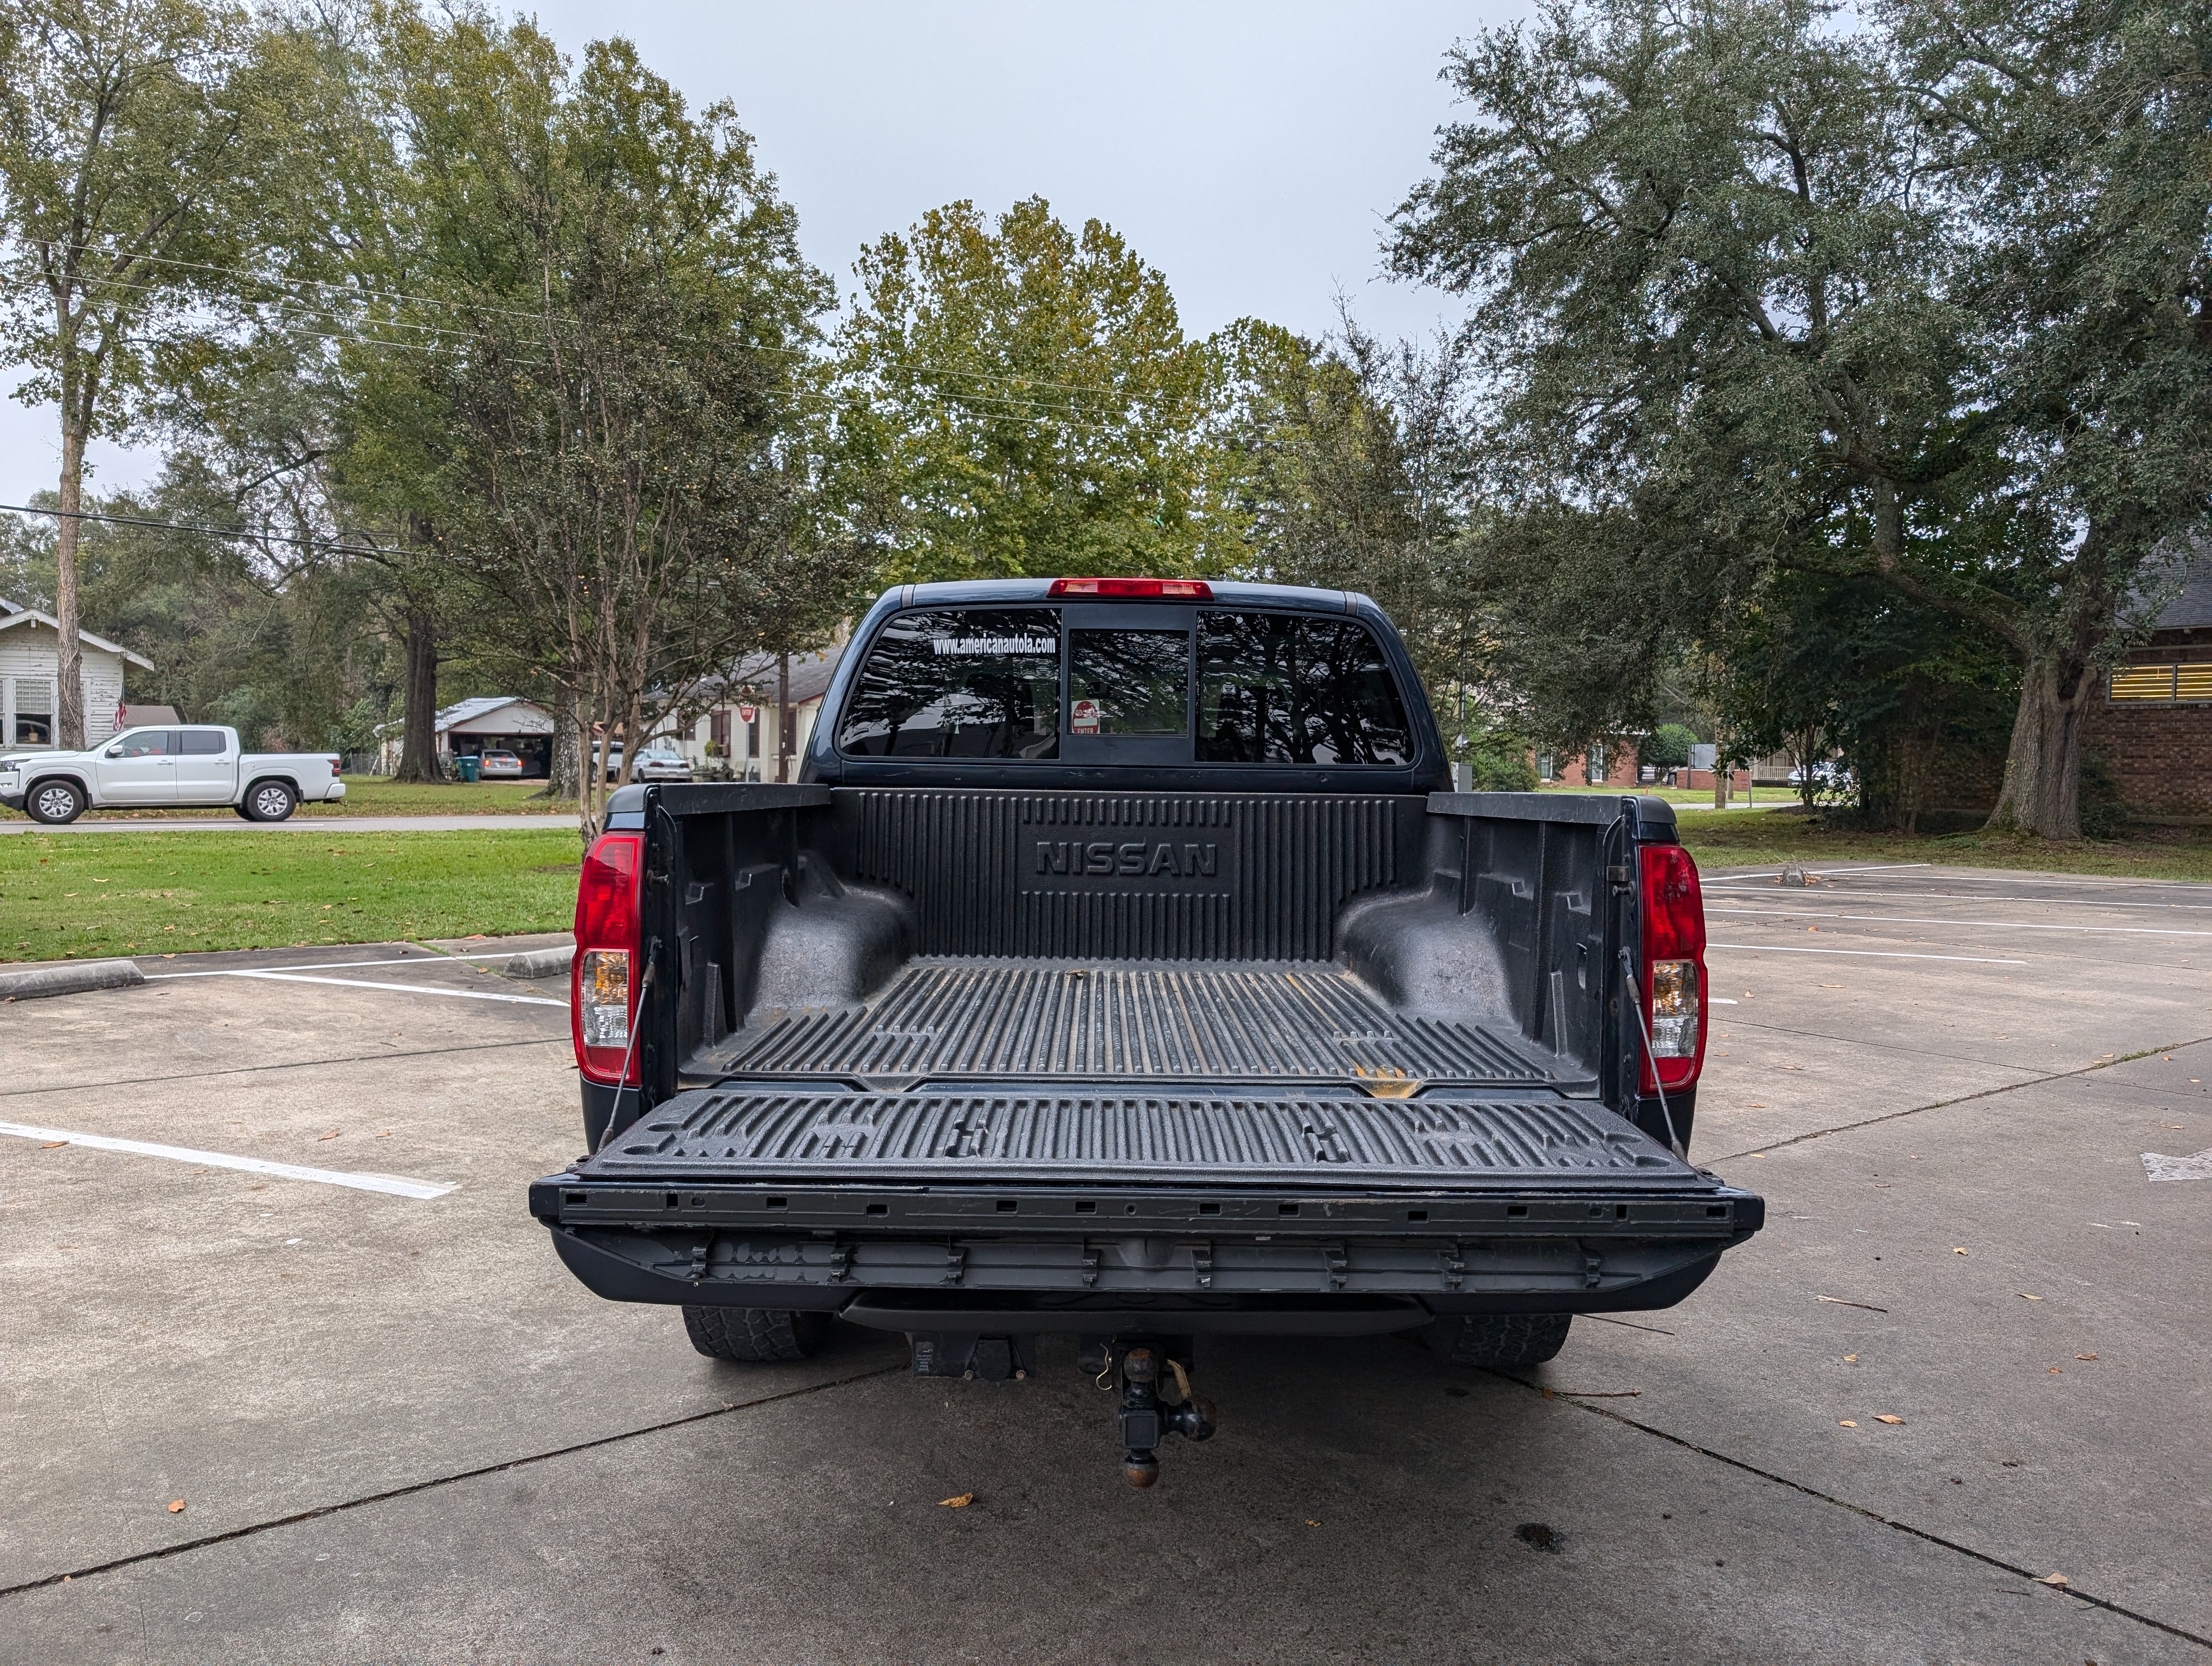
[1070,698,1101,735]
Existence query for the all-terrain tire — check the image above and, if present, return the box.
[682,1305,832,1362]
[1425,1312,1573,1369]
[26,778,86,824]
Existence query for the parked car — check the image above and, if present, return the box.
[0,725,344,823]
[628,745,692,783]
[533,576,1760,1489]
[477,749,525,779]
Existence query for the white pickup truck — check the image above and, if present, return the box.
[0,725,345,824]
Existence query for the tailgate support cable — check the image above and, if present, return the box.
[594,959,659,1153]
[1618,950,1685,1158]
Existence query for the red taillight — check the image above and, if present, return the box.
[1046,577,1214,599]
[571,832,642,1084]
[329,757,342,778]
[1638,842,1707,1094]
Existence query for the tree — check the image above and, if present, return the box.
[832,198,1220,582]
[0,0,288,747]
[380,20,838,833]
[1391,0,2212,838]
[1887,0,2212,836]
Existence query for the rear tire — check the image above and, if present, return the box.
[27,779,85,824]
[1425,1312,1572,1369]
[683,1305,831,1362]
[243,779,297,822]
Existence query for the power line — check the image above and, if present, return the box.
[0,502,413,558]
[35,242,1168,406]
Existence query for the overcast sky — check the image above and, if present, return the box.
[0,0,1525,510]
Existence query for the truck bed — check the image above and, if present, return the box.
[691,957,1577,1091]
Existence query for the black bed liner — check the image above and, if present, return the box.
[576,1086,1695,1191]
[692,959,1572,1091]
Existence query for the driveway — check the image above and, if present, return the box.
[2,864,2207,1662]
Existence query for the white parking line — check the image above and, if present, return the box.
[0,1120,454,1198]
[1706,888,2212,912]
[1706,907,2212,938]
[1704,863,1933,883]
[144,969,567,1007]
[145,948,568,975]
[1706,942,2028,965]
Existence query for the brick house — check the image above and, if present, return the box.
[2081,559,2212,819]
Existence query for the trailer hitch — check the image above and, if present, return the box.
[1115,1344,1217,1488]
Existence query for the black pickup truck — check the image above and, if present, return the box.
[531,577,1761,1484]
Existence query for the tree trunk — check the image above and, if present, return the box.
[1986,654,2092,839]
[53,424,88,750]
[395,604,442,781]
[545,694,580,803]
[775,651,791,783]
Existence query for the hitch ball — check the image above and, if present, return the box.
[1117,1345,1216,1489]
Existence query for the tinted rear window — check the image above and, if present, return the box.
[180,729,226,754]
[838,609,1061,759]
[1196,613,1413,765]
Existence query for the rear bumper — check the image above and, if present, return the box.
[323,781,347,802]
[530,1174,1760,1328]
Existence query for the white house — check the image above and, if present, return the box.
[660,644,847,780]
[377,695,557,777]
[0,598,156,749]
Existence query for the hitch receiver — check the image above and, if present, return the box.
[1117,1344,1217,1488]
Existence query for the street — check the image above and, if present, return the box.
[3,863,2208,1663]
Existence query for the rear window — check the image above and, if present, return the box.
[179,729,226,754]
[838,609,1061,759]
[1069,628,1187,735]
[1196,613,1413,765]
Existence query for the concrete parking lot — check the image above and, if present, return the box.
[3,862,2208,1663]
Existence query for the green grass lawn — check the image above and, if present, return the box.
[73,775,578,819]
[0,828,581,961]
[1677,806,2212,884]
[1536,781,1784,809]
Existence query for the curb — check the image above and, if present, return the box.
[0,958,147,1002]
[501,946,575,981]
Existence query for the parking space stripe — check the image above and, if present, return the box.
[1708,906,2212,937]
[145,969,567,1007]
[0,1120,454,1198]
[143,949,570,975]
[1706,942,2028,965]
[1704,863,1933,883]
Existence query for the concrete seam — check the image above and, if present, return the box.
[1709,1034,2212,1162]
[1499,1370,2212,1652]
[0,1360,904,1601]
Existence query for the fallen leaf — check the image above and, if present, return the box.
[2018,1292,2043,1300]
[2048,1367,2062,1374]
[1953,1247,1971,1255]
[375,1130,391,1138]
[1541,1387,1555,1399]
[41,1140,66,1149]
[167,1499,185,1513]
[2036,1572,2069,1587]
[937,1492,973,1509]
[1838,1420,1859,1427]
[1304,1519,1321,1528]
[1874,1414,1905,1425]
[1843,1354,1859,1363]
[2076,1353,2097,1361]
